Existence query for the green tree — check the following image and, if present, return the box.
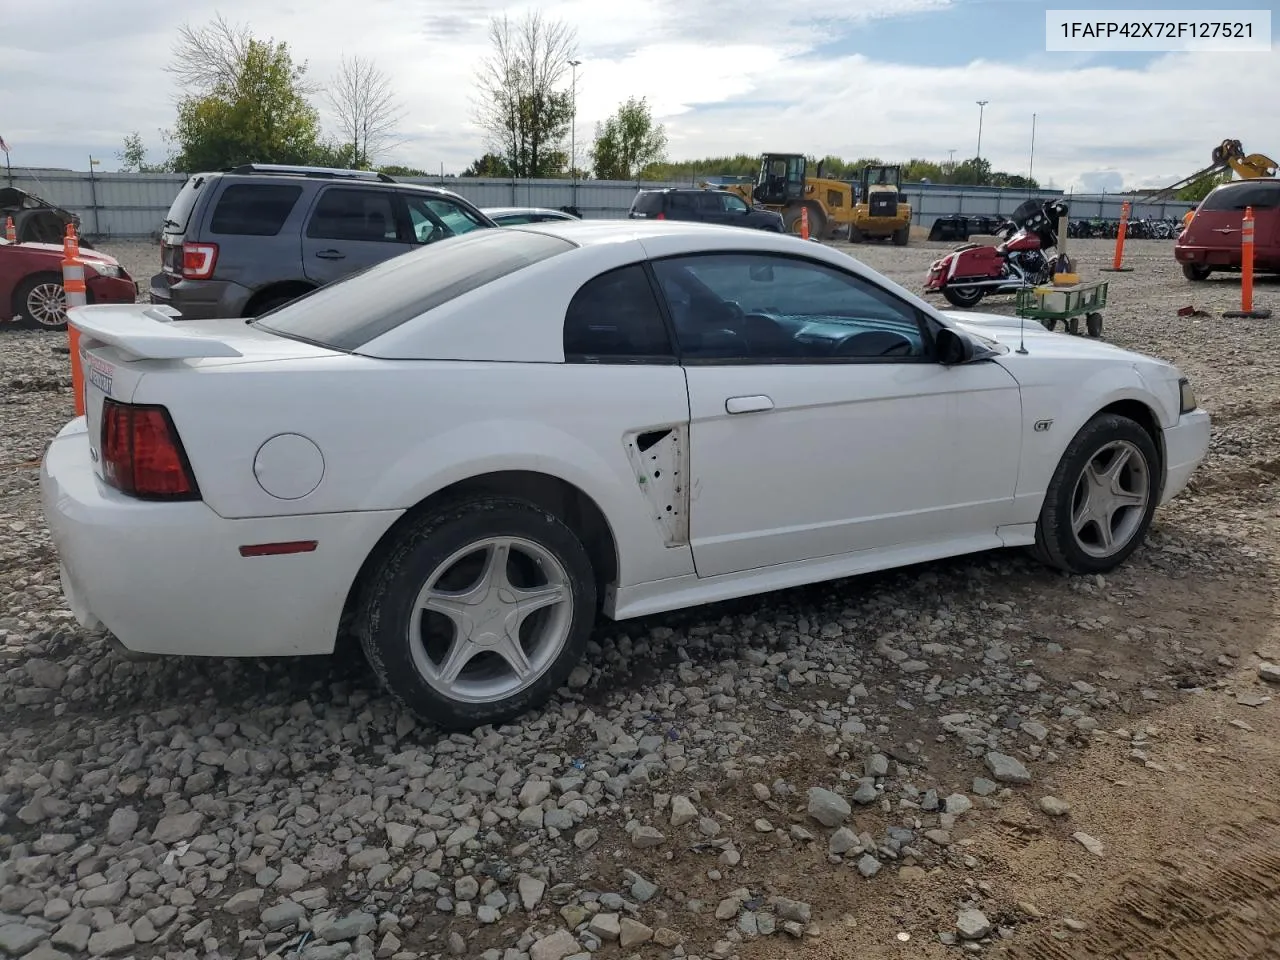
[947,157,992,186]
[590,97,668,181]
[378,164,430,177]
[117,131,176,172]
[473,11,577,178]
[1177,170,1232,202]
[165,15,324,172]
[462,153,514,177]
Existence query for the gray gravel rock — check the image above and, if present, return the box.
[984,751,1033,784]
[957,909,992,940]
[807,787,851,826]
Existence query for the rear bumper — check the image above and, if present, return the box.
[1175,245,1279,271]
[41,418,402,657]
[148,274,252,320]
[1160,408,1211,504]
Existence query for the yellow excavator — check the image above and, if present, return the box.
[708,153,912,245]
[1148,138,1277,203]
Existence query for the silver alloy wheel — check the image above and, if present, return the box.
[409,536,573,704]
[25,281,67,326]
[1070,439,1150,558]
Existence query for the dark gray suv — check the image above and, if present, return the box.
[628,188,784,231]
[150,164,498,319]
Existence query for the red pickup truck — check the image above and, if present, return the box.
[1176,179,1280,282]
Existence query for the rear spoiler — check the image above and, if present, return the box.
[68,304,244,360]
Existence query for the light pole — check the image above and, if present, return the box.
[1029,112,1037,184]
[569,59,581,208]
[947,149,956,172]
[975,100,989,167]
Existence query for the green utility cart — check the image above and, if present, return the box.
[1015,279,1108,338]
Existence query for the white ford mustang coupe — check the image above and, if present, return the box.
[41,220,1210,729]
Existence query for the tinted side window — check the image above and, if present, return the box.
[1202,184,1280,211]
[667,194,695,214]
[721,193,749,213]
[209,184,303,236]
[306,188,400,241]
[651,253,927,362]
[563,264,674,363]
[496,214,535,225]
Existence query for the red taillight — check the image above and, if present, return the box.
[182,241,218,279]
[101,399,200,500]
[655,212,666,220]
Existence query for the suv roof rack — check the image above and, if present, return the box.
[224,163,398,184]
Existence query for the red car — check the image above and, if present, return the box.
[1175,179,1280,281]
[1,238,137,331]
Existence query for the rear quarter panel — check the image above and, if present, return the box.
[130,358,697,589]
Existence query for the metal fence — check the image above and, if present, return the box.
[4,168,1197,240]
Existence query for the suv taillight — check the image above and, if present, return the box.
[655,211,666,220]
[182,241,218,279]
[101,399,200,500]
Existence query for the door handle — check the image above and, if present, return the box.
[725,395,774,414]
[315,249,346,260]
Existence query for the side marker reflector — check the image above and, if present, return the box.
[238,540,318,557]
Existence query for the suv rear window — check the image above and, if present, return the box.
[631,192,663,215]
[210,184,302,236]
[252,229,575,352]
[1201,182,1280,211]
[163,175,208,234]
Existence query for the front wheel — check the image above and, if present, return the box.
[1030,413,1159,574]
[356,496,597,730]
[13,273,69,331]
[942,284,985,308]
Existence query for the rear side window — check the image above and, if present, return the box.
[563,264,674,363]
[252,229,575,352]
[306,188,401,241]
[1201,183,1280,211]
[668,193,695,213]
[631,192,663,214]
[163,175,208,234]
[209,184,302,236]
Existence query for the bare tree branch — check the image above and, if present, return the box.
[326,54,407,168]
[472,11,577,178]
[167,11,319,97]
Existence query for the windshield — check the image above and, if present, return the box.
[252,228,575,352]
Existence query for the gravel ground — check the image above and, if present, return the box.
[3,236,1280,960]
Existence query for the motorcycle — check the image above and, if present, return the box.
[922,198,1070,309]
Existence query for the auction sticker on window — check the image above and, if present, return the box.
[1046,9,1271,51]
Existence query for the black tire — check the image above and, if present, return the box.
[356,495,597,730]
[1066,317,1080,336]
[1030,413,1160,575]
[12,273,68,331]
[1182,263,1211,282]
[1086,312,1103,338]
[942,285,985,308]
[892,224,910,246]
[785,204,826,240]
[847,224,864,243]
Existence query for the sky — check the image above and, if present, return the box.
[2,0,1278,191]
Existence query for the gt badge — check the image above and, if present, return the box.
[1034,419,1053,433]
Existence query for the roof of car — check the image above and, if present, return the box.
[483,207,576,217]
[193,165,469,199]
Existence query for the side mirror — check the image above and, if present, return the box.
[935,327,974,365]
[749,264,774,282]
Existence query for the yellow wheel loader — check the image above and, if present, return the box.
[849,165,913,246]
[712,153,911,244]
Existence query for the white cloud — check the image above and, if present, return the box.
[1,0,1277,190]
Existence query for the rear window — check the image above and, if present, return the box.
[632,192,663,214]
[210,184,302,236]
[1201,182,1280,212]
[163,175,209,234]
[252,228,576,352]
